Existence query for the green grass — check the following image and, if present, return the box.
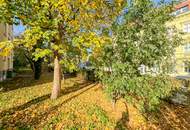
[1,71,190,130]
[87,105,110,125]
[0,72,114,129]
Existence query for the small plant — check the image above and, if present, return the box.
[88,105,109,124]
[64,124,82,130]
[87,105,114,129]
[44,113,65,129]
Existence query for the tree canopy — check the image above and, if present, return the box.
[94,0,182,115]
[0,0,125,99]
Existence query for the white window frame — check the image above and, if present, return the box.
[184,43,190,53]
[184,62,190,73]
[181,6,189,13]
[183,22,190,33]
[174,6,189,15]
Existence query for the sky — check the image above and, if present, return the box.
[13,0,172,36]
[14,24,25,36]
[155,0,171,2]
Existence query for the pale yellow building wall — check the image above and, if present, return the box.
[168,11,190,76]
[0,23,14,81]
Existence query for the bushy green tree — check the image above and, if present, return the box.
[0,0,125,99]
[95,0,182,117]
[13,37,45,80]
[13,47,29,71]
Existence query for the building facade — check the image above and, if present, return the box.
[0,23,14,81]
[168,0,190,76]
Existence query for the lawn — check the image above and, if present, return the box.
[0,71,190,130]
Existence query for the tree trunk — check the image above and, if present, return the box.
[51,55,61,99]
[24,53,42,80]
[34,58,43,80]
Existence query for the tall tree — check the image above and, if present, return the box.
[14,35,45,80]
[94,0,182,121]
[0,0,125,99]
[13,45,43,80]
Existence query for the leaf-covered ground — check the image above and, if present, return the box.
[0,71,190,130]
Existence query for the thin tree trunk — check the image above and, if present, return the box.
[51,55,61,99]
[24,53,34,72]
[34,58,42,80]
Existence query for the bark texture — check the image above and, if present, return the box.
[51,55,61,99]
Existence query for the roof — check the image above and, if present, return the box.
[175,0,190,10]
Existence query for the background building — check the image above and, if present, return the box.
[0,23,14,81]
[168,0,190,76]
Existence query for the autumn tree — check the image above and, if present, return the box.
[14,43,44,80]
[0,0,125,99]
[94,0,182,122]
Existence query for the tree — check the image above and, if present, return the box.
[20,46,43,80]
[13,47,28,71]
[13,35,45,80]
[94,0,182,121]
[0,0,125,99]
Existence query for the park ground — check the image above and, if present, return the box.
[0,70,190,130]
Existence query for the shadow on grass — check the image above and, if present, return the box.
[0,72,52,92]
[114,112,130,130]
[150,102,190,130]
[0,82,96,129]
[114,101,190,130]
[0,72,78,93]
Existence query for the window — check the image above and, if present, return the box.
[0,71,3,81]
[184,61,190,73]
[4,24,7,36]
[183,23,190,33]
[139,65,146,75]
[181,6,189,13]
[167,27,174,37]
[175,10,181,15]
[184,43,190,52]
[8,57,10,69]
[3,56,6,61]
[2,71,6,80]
[173,6,189,15]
